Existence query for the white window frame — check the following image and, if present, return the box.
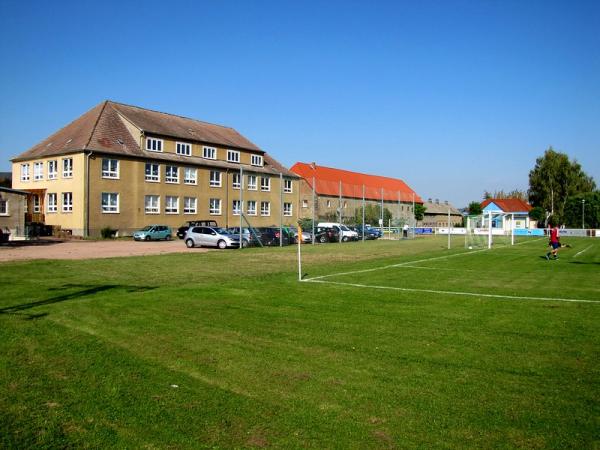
[176,142,192,156]
[284,179,293,193]
[203,146,216,160]
[232,199,241,215]
[165,165,179,184]
[260,201,270,216]
[184,197,197,214]
[251,154,263,166]
[62,158,73,178]
[146,137,163,152]
[247,175,257,191]
[47,160,58,180]
[145,163,160,182]
[284,202,293,217]
[46,193,57,213]
[101,193,119,213]
[0,198,8,216]
[145,195,160,214]
[302,199,309,208]
[209,170,222,187]
[33,162,43,181]
[227,150,240,163]
[62,192,73,213]
[209,198,221,215]
[165,196,179,214]
[232,172,241,189]
[184,167,197,185]
[261,176,270,192]
[247,200,257,216]
[102,158,119,179]
[20,164,30,182]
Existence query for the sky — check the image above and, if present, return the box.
[0,0,598,207]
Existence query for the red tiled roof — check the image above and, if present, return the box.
[290,162,422,203]
[481,198,532,212]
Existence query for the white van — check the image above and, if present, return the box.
[317,222,358,242]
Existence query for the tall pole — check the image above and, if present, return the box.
[582,199,586,230]
[447,209,451,249]
[511,213,515,246]
[488,210,492,249]
[279,172,283,247]
[239,166,243,249]
[362,184,365,242]
[339,180,342,244]
[312,176,315,245]
[380,188,384,237]
[412,192,415,237]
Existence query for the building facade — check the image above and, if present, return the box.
[290,162,422,224]
[481,198,535,229]
[0,186,27,239]
[11,101,299,237]
[421,199,463,227]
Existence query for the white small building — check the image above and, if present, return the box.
[481,198,535,230]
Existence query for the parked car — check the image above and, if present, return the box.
[184,226,240,249]
[350,225,379,240]
[227,227,262,247]
[314,226,340,243]
[177,220,218,239]
[133,225,172,241]
[294,229,313,244]
[255,227,293,246]
[316,222,359,242]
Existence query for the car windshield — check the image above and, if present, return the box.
[340,225,350,231]
[214,227,230,234]
[140,226,152,231]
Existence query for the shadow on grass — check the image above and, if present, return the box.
[0,284,156,319]
[569,261,600,265]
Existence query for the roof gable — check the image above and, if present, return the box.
[481,198,532,213]
[291,162,422,203]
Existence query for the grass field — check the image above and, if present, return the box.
[1,236,599,448]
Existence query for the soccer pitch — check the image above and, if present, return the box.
[1,237,599,448]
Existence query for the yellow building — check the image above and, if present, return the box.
[11,101,299,237]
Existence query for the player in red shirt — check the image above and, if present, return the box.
[546,224,560,260]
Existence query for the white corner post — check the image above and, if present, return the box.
[339,180,342,244]
[511,213,515,246]
[297,229,302,281]
[448,209,451,249]
[488,210,493,249]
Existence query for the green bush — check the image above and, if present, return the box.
[100,227,117,239]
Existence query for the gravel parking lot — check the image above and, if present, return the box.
[0,239,209,262]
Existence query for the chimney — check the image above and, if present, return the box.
[435,198,439,204]
[310,162,316,170]
[445,200,448,205]
[428,198,432,203]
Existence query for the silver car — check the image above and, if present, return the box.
[184,226,241,249]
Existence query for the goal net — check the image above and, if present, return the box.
[465,212,514,249]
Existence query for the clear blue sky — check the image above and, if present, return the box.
[1,0,598,207]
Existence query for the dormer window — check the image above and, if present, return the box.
[227,150,240,163]
[146,137,163,152]
[176,142,191,156]
[203,146,216,160]
[251,154,263,166]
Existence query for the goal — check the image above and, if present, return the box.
[465,212,515,249]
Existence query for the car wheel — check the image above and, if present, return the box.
[145,235,151,241]
[217,239,227,249]
[166,235,172,241]
[319,235,327,243]
[342,236,349,242]
[185,238,195,248]
[242,239,249,248]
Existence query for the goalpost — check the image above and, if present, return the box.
[465,211,515,249]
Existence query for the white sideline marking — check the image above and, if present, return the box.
[302,279,600,304]
[574,245,593,258]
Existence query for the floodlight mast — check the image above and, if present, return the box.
[239,166,243,249]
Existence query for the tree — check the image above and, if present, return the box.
[414,203,426,221]
[468,201,482,215]
[483,189,528,201]
[528,206,545,226]
[563,192,600,229]
[528,147,596,225]
[352,204,393,226]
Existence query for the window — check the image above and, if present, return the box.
[184,167,197,184]
[209,198,221,215]
[102,159,119,178]
[209,170,221,187]
[203,146,216,159]
[247,175,257,190]
[62,192,73,212]
[47,160,58,179]
[247,200,257,216]
[227,150,240,163]
[261,176,270,192]
[251,154,263,166]
[165,165,179,183]
[146,137,163,152]
[145,195,160,214]
[20,164,30,182]
[145,163,160,182]
[326,200,331,208]
[165,196,179,214]
[47,193,57,213]
[302,199,308,208]
[0,199,7,215]
[176,142,192,156]
[34,162,43,181]
[184,197,197,214]
[101,193,119,213]
[232,172,241,189]
[284,202,293,216]
[284,179,293,193]
[260,201,270,216]
[232,199,241,215]
[62,158,73,178]
[33,195,40,213]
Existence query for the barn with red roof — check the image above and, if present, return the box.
[290,162,422,223]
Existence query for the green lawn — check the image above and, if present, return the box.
[1,237,599,449]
